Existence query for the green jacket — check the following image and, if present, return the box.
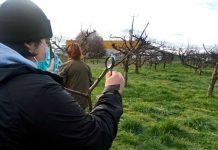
[59,59,93,109]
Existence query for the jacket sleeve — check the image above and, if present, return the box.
[35,77,123,150]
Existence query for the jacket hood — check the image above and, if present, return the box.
[0,43,62,84]
[0,43,37,67]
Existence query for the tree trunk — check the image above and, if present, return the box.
[207,63,218,97]
[163,63,166,69]
[124,66,128,87]
[199,68,202,75]
[135,53,139,74]
[139,55,142,68]
[123,58,129,87]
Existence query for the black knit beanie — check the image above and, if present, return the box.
[0,0,53,42]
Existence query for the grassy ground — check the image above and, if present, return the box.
[88,60,218,150]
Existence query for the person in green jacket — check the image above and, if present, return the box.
[59,43,93,110]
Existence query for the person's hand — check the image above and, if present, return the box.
[105,71,125,94]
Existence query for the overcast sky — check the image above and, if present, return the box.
[1,0,218,46]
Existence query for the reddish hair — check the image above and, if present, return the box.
[67,43,83,60]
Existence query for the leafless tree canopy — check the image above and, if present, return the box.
[110,16,155,86]
[177,44,207,75]
[76,30,105,59]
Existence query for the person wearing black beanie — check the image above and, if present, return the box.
[0,0,125,150]
[0,0,52,57]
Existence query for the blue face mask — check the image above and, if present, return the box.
[36,47,51,71]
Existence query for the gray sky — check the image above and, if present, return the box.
[1,0,218,46]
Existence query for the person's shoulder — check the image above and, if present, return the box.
[59,60,73,70]
[23,73,59,85]
[79,61,90,68]
[62,60,72,66]
[6,71,62,99]
[80,61,89,66]
[4,65,59,86]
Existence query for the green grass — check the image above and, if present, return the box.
[88,61,218,150]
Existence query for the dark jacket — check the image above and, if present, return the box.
[59,59,93,109]
[0,44,123,150]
